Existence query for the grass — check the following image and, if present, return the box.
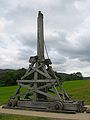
[0,114,55,120]
[0,86,17,105]
[63,80,90,105]
[0,80,90,120]
[0,80,90,105]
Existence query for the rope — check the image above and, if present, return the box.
[44,41,49,59]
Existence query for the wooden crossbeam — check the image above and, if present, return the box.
[37,83,54,90]
[31,66,51,78]
[21,69,35,79]
[17,79,56,83]
[18,83,32,89]
[36,90,59,101]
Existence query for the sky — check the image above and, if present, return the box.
[0,0,90,77]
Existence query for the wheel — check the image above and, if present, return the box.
[7,101,12,107]
[54,102,63,110]
[7,98,17,107]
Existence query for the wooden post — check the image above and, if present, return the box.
[37,11,44,60]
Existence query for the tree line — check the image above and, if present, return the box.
[0,68,26,86]
[0,68,83,87]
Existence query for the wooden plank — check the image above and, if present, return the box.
[21,69,35,79]
[18,83,32,89]
[31,66,51,79]
[36,90,59,100]
[17,79,56,83]
[33,63,38,101]
[37,83,53,90]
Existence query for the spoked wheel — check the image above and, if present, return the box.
[54,101,63,110]
[7,98,17,107]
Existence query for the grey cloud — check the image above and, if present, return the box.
[18,33,36,49]
[14,33,37,61]
[0,0,90,76]
[45,30,90,64]
[17,48,32,61]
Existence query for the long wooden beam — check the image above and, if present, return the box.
[17,79,56,83]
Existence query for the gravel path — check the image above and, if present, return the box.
[0,106,90,120]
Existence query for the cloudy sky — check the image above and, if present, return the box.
[0,0,90,76]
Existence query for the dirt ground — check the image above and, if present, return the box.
[0,106,90,120]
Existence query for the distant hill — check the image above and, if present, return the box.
[56,72,83,81]
[0,69,15,73]
[83,77,90,80]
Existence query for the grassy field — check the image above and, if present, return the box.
[63,80,90,105]
[0,85,17,105]
[0,114,55,120]
[0,80,90,105]
[0,80,90,120]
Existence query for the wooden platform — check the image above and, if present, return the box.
[0,106,90,120]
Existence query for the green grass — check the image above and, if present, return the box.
[0,80,90,120]
[0,80,90,105]
[63,80,90,105]
[0,86,17,105]
[0,114,55,120]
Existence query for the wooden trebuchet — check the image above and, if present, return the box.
[3,11,86,113]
